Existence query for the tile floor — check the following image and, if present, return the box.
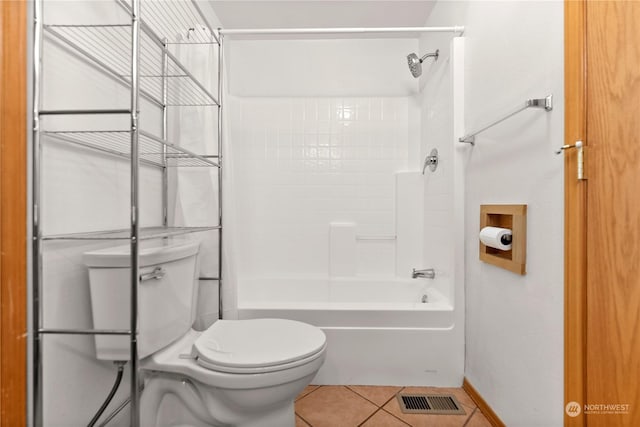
[295,385,492,427]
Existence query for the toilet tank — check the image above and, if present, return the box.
[84,240,200,361]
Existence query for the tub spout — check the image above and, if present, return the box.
[412,268,435,279]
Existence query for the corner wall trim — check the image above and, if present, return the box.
[462,378,506,427]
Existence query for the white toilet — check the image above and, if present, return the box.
[84,240,326,427]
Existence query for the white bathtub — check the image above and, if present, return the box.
[237,277,464,386]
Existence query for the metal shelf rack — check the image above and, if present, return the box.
[31,0,223,425]
[44,23,219,107]
[44,130,220,168]
[42,226,221,242]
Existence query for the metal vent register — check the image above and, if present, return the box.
[396,393,466,415]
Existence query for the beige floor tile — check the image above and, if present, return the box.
[360,409,411,427]
[465,409,493,427]
[295,386,378,427]
[296,414,311,427]
[347,385,403,407]
[297,385,321,401]
[382,393,472,427]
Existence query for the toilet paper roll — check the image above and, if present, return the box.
[479,226,513,251]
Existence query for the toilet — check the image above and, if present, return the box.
[84,240,326,427]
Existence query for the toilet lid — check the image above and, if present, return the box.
[192,319,326,373]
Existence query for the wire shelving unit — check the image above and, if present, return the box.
[31,0,223,425]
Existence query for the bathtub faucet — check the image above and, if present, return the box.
[412,268,435,279]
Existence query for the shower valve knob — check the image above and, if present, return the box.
[422,148,439,174]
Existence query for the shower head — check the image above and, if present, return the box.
[407,49,439,78]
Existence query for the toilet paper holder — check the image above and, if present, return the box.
[479,204,527,275]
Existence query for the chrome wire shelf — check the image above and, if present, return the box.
[133,0,220,44]
[43,129,219,168]
[44,23,219,107]
[42,226,221,241]
[33,1,224,426]
[115,0,219,45]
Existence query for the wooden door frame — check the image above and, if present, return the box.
[564,0,587,425]
[0,1,28,426]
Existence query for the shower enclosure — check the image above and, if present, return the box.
[224,29,466,386]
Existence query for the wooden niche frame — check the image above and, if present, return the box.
[479,204,527,275]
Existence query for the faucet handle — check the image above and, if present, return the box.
[422,148,439,174]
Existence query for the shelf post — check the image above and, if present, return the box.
[129,0,141,425]
[162,38,169,228]
[31,0,44,425]
[217,32,224,319]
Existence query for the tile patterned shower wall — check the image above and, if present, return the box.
[233,96,417,278]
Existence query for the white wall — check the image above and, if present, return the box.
[423,2,564,426]
[228,39,419,97]
[228,38,425,284]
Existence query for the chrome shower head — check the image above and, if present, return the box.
[407,49,439,78]
[407,53,422,78]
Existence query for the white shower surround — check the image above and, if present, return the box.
[228,36,465,386]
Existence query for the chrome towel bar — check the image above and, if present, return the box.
[459,95,553,145]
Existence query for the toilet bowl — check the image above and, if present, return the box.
[142,322,326,427]
[84,240,327,427]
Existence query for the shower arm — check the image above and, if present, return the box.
[420,51,439,62]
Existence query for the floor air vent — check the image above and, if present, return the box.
[396,393,466,415]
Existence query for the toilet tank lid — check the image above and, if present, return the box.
[83,240,200,268]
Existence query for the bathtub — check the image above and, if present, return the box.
[237,277,464,386]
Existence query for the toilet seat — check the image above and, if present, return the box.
[193,319,327,374]
[142,322,327,390]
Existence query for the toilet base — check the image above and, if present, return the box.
[141,373,300,427]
